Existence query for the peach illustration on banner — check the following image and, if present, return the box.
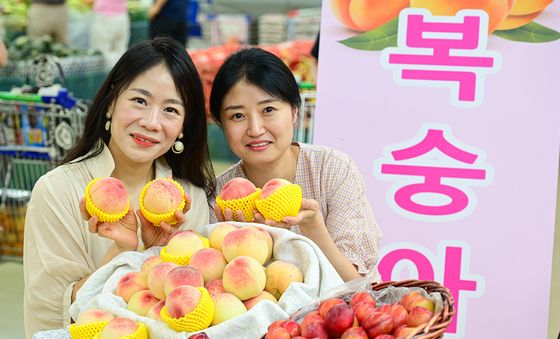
[410,0,513,33]
[496,0,553,30]
[330,0,409,32]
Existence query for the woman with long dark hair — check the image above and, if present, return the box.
[23,37,215,337]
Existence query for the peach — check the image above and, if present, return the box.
[243,290,278,310]
[142,179,184,213]
[165,285,202,318]
[318,298,346,319]
[393,325,421,338]
[350,291,375,308]
[330,0,408,32]
[379,303,408,330]
[407,305,433,327]
[268,320,287,331]
[260,179,290,199]
[147,262,178,299]
[211,292,247,325]
[324,304,355,337]
[127,290,160,316]
[508,0,552,15]
[352,301,376,324]
[399,291,435,313]
[163,266,204,297]
[265,328,291,339]
[115,272,148,303]
[166,230,206,258]
[222,256,266,301]
[141,255,162,277]
[205,279,225,297]
[264,260,304,299]
[278,320,301,337]
[410,0,512,33]
[301,311,323,329]
[341,326,368,339]
[99,317,138,339]
[86,177,129,218]
[351,0,409,32]
[189,248,227,282]
[301,319,329,339]
[220,178,257,200]
[146,299,165,321]
[188,333,210,339]
[496,11,543,30]
[222,227,272,265]
[255,179,302,222]
[209,223,237,251]
[75,309,113,325]
[362,312,393,338]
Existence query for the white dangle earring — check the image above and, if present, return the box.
[105,112,111,132]
[172,133,184,154]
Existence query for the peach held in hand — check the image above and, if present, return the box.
[264,260,304,300]
[255,178,302,222]
[139,178,186,225]
[222,256,266,301]
[216,177,261,221]
[99,317,147,339]
[85,177,129,222]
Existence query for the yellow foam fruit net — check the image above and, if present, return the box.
[160,287,215,332]
[215,189,261,221]
[69,320,109,339]
[139,178,186,226]
[159,236,210,265]
[90,322,148,339]
[255,184,302,222]
[85,178,129,223]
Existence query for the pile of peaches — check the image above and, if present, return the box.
[264,290,436,339]
[73,223,305,337]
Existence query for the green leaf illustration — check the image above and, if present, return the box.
[339,18,399,51]
[494,22,560,43]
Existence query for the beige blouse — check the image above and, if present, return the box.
[23,143,209,338]
[209,142,383,276]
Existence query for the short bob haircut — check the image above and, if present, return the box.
[63,37,215,196]
[209,47,301,125]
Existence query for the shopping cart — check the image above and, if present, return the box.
[293,89,316,144]
[0,56,87,259]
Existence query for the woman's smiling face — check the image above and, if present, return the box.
[108,63,185,166]
[220,80,297,167]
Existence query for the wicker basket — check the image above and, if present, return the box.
[286,279,455,339]
[371,279,455,339]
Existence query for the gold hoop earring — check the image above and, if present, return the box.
[172,133,184,154]
[105,112,111,131]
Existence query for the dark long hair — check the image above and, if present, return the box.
[63,37,215,196]
[209,47,301,125]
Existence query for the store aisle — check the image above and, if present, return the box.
[0,261,24,339]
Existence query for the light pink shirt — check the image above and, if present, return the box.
[210,143,383,275]
[94,0,127,16]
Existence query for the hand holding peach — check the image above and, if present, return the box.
[215,178,261,221]
[139,178,188,225]
[254,178,302,223]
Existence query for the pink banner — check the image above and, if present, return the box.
[316,1,560,338]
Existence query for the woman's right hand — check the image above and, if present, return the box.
[80,198,139,251]
[213,204,249,222]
